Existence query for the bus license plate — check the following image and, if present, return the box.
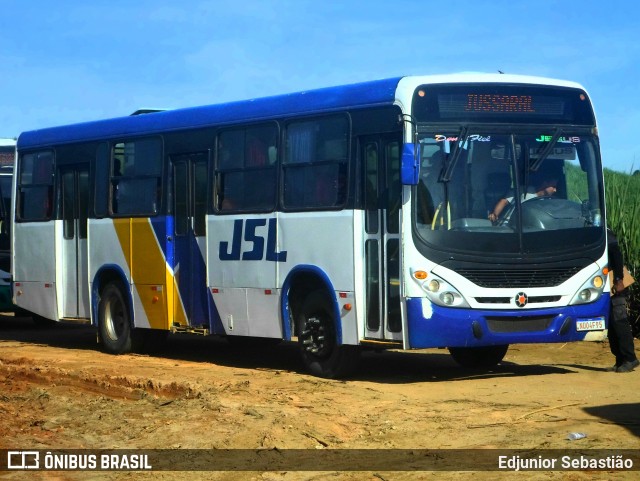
[576,318,605,331]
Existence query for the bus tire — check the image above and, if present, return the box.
[98,281,133,354]
[297,291,360,379]
[448,344,509,368]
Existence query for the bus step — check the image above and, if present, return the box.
[59,317,92,325]
[171,324,210,336]
[360,339,403,348]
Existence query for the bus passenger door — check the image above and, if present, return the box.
[361,136,403,341]
[59,165,90,319]
[171,153,209,327]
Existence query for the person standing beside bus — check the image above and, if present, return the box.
[606,228,639,373]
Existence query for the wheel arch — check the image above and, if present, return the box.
[91,265,132,328]
[280,264,342,344]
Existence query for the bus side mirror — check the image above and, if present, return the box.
[401,143,419,185]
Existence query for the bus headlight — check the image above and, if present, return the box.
[419,274,469,308]
[578,289,592,302]
[570,273,605,305]
[440,292,456,305]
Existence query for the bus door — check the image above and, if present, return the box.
[59,164,90,319]
[361,135,403,341]
[171,152,209,327]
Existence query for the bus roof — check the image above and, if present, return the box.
[399,72,585,89]
[0,138,16,148]
[17,77,403,149]
[17,73,588,150]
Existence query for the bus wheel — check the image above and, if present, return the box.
[98,282,133,354]
[448,345,509,368]
[297,291,360,379]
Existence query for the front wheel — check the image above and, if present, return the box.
[98,281,133,354]
[297,291,360,379]
[448,345,509,368]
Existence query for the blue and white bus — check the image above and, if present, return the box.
[12,74,609,377]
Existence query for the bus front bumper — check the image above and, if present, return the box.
[405,295,609,349]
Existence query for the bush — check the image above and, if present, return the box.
[604,168,640,336]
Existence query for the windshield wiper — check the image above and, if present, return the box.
[530,129,563,172]
[440,126,468,182]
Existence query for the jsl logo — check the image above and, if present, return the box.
[219,218,287,262]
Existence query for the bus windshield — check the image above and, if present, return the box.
[414,129,604,256]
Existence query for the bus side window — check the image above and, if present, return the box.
[110,139,162,216]
[18,151,54,221]
[283,116,348,210]
[215,123,277,213]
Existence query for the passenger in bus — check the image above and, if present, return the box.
[488,177,557,224]
[606,228,639,373]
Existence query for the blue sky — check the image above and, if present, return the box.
[1,0,638,172]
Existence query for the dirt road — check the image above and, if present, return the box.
[0,312,638,481]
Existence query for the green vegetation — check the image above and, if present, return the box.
[565,163,639,334]
[603,167,640,335]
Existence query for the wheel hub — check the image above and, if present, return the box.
[301,316,329,357]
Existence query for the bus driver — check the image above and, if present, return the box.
[488,177,558,224]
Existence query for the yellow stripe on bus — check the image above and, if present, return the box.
[111,218,187,330]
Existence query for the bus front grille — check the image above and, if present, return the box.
[475,296,562,305]
[456,267,581,288]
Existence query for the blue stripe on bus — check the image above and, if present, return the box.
[18,78,402,148]
[405,295,610,349]
[150,216,171,260]
[158,215,213,327]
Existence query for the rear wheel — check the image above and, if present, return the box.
[448,345,509,368]
[98,281,133,354]
[297,291,360,378]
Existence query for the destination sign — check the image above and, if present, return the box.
[412,84,595,125]
[465,94,535,113]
